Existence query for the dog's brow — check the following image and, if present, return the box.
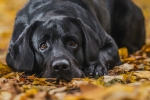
[42,13,67,21]
[50,15,66,20]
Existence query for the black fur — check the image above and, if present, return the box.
[6,0,145,80]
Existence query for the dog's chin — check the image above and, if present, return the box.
[41,68,85,81]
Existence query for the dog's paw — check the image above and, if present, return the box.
[84,64,95,77]
[84,64,108,77]
[94,65,108,77]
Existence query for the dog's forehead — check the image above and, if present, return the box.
[43,14,67,21]
[33,18,81,38]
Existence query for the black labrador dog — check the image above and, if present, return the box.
[6,0,145,81]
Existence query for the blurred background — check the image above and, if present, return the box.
[0,0,150,63]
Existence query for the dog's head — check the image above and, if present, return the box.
[6,17,103,81]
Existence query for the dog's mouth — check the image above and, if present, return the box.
[54,68,85,81]
[38,58,85,81]
[56,74,72,82]
[40,66,85,81]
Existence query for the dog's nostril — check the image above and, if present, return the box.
[63,65,69,70]
[54,65,60,71]
[52,60,70,71]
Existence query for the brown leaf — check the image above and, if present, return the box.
[27,74,35,80]
[80,83,98,93]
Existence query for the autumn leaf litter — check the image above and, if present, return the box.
[0,46,150,100]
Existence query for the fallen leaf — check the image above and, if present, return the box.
[49,86,67,95]
[54,92,67,100]
[122,57,136,63]
[114,63,134,72]
[25,89,38,97]
[133,71,150,78]
[27,74,35,80]
[118,47,128,59]
[0,92,12,100]
[32,78,51,86]
[2,72,15,79]
[103,75,124,83]
[0,63,12,77]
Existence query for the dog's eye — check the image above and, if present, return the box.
[69,40,77,48]
[40,42,47,50]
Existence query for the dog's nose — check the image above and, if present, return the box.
[52,59,70,72]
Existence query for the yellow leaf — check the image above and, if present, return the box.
[25,89,38,97]
[122,57,136,63]
[0,63,12,77]
[92,77,104,86]
[34,78,46,81]
[2,72,15,78]
[118,47,128,59]
[141,45,150,52]
[65,95,80,100]
[83,77,90,82]
[32,78,51,86]
[128,76,137,83]
[144,66,150,70]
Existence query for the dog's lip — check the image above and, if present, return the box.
[40,64,85,81]
[56,75,72,82]
[52,68,85,81]
[51,71,73,81]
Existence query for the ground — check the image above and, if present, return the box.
[0,0,150,100]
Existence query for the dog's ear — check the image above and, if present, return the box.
[6,21,42,73]
[66,17,121,76]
